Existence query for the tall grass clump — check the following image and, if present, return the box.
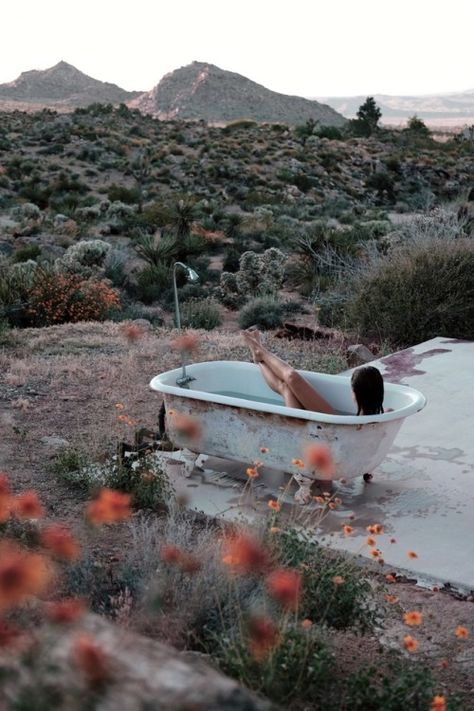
[346,239,474,345]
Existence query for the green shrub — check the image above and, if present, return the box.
[316,125,344,140]
[238,297,284,330]
[134,264,171,304]
[13,244,42,263]
[215,624,333,704]
[180,298,222,330]
[346,663,461,710]
[107,183,140,204]
[347,239,474,345]
[277,529,377,632]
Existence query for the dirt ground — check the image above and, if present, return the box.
[1,321,474,706]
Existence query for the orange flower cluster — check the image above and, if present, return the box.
[120,322,144,342]
[247,616,279,660]
[86,489,132,525]
[171,331,199,353]
[46,598,86,624]
[366,524,384,535]
[169,412,202,441]
[304,444,335,477]
[160,544,201,573]
[222,532,269,574]
[41,524,81,561]
[404,611,423,626]
[0,478,45,523]
[27,273,120,327]
[455,625,469,639]
[265,569,302,609]
[403,634,419,652]
[72,634,110,688]
[0,541,52,611]
[267,499,280,512]
[430,696,446,711]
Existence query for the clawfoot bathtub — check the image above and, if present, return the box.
[150,361,426,503]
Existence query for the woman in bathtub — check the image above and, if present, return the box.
[242,328,384,416]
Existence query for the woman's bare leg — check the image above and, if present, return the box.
[259,363,304,409]
[243,330,334,414]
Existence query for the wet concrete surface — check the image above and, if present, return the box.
[160,337,474,592]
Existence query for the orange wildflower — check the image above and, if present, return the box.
[270,527,281,534]
[328,501,336,509]
[120,322,143,342]
[0,495,11,523]
[367,536,376,546]
[247,616,279,660]
[0,618,22,648]
[171,413,202,441]
[291,458,305,468]
[114,403,125,410]
[385,594,399,604]
[314,496,325,504]
[246,467,259,478]
[304,444,335,477]
[0,542,52,611]
[86,489,132,525]
[260,447,269,454]
[370,548,381,558]
[403,634,419,652]
[41,524,81,561]
[267,499,281,512]
[265,568,302,609]
[455,625,469,639]
[430,695,446,711]
[12,491,44,520]
[385,574,396,583]
[46,598,86,624]
[160,544,201,573]
[404,611,423,626]
[333,575,345,586]
[440,659,449,669]
[408,551,418,559]
[301,618,313,629]
[222,533,269,574]
[0,474,10,496]
[366,524,384,535]
[72,634,110,688]
[342,525,353,536]
[171,331,199,353]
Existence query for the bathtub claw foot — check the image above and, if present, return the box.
[363,472,373,483]
[180,448,199,478]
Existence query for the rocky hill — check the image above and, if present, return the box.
[129,61,346,126]
[316,89,474,127]
[0,61,140,110]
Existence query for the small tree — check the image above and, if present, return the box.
[405,115,431,139]
[351,97,382,137]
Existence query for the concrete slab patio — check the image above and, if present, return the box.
[159,337,474,593]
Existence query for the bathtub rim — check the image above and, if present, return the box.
[150,360,426,426]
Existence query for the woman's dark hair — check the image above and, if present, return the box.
[351,366,384,416]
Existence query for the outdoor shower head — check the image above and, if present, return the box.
[185,267,199,283]
[173,261,200,387]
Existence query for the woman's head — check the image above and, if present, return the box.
[351,366,384,416]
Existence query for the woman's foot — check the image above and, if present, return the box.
[242,330,265,363]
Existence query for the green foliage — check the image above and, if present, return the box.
[347,239,474,345]
[215,624,333,703]
[316,125,344,140]
[346,663,461,710]
[350,97,382,136]
[179,297,222,330]
[134,264,171,304]
[107,183,141,204]
[405,115,431,139]
[238,296,284,330]
[13,245,42,263]
[50,447,90,490]
[277,529,377,631]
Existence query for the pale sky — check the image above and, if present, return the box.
[2,0,473,97]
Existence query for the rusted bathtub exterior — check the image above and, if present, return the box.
[150,361,426,501]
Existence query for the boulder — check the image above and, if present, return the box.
[0,613,271,711]
[346,344,375,368]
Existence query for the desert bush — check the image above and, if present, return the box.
[277,529,377,631]
[107,183,140,204]
[57,239,111,278]
[179,297,222,330]
[134,264,171,304]
[221,248,286,304]
[215,624,333,704]
[347,239,474,344]
[27,269,120,326]
[238,296,284,330]
[13,244,42,263]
